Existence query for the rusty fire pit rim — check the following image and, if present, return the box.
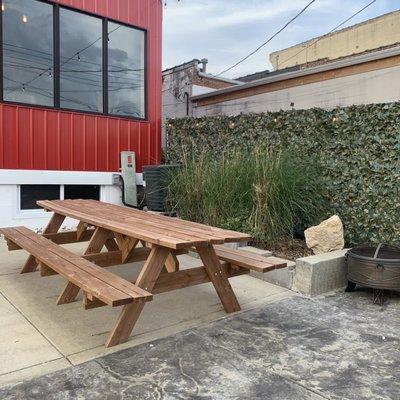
[347,243,400,264]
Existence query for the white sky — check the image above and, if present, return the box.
[163,0,399,78]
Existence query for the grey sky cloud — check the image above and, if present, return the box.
[163,0,399,78]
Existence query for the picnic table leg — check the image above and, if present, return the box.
[196,245,241,313]
[105,246,170,348]
[165,253,179,273]
[56,227,110,305]
[21,213,66,274]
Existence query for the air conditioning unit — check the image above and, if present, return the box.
[143,165,180,212]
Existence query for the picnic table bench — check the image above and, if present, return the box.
[1,199,287,348]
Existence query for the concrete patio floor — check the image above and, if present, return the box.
[0,241,293,388]
[0,289,399,399]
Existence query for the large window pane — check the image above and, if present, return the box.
[108,23,145,118]
[60,9,103,112]
[64,185,100,200]
[20,185,60,210]
[2,0,54,106]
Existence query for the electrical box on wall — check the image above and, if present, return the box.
[120,151,137,207]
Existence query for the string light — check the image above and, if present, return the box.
[48,68,52,78]
[274,117,278,123]
[77,52,81,61]
[22,84,26,92]
[22,14,28,23]
[1,3,5,11]
[164,0,181,6]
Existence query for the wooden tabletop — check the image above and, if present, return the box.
[37,199,251,250]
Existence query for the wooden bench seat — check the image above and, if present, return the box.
[0,226,152,308]
[213,245,287,273]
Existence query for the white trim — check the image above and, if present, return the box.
[0,169,144,185]
[0,170,116,185]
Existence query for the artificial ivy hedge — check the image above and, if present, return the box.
[166,102,400,245]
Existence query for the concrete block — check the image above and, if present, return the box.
[241,247,294,290]
[293,249,348,297]
[239,246,272,257]
[250,256,295,290]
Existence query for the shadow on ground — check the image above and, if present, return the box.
[1,290,399,400]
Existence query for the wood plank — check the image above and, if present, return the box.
[57,226,124,305]
[114,233,139,263]
[165,253,179,273]
[77,200,239,245]
[105,238,119,251]
[40,248,187,274]
[21,213,65,273]
[105,246,170,348]
[44,229,94,245]
[83,293,107,310]
[2,227,143,307]
[40,262,57,277]
[213,245,287,272]
[76,221,88,241]
[38,200,193,250]
[6,229,94,250]
[196,245,241,313]
[11,227,153,302]
[6,239,21,250]
[64,199,223,247]
[153,263,247,294]
[84,199,251,242]
[86,227,110,254]
[85,263,248,309]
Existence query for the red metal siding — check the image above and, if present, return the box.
[0,0,163,172]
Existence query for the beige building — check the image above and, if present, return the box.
[162,59,240,146]
[270,11,400,70]
[191,47,400,117]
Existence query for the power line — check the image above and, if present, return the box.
[214,0,318,77]
[11,24,122,91]
[278,0,378,68]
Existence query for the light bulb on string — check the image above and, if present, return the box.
[22,14,28,23]
[77,52,81,61]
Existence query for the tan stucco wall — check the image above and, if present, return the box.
[193,65,400,117]
[270,11,400,70]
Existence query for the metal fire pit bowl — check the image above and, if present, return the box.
[346,244,400,305]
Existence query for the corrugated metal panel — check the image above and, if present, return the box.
[0,0,162,172]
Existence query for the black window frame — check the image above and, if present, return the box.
[0,0,148,121]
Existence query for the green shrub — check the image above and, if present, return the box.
[166,103,400,245]
[167,149,327,244]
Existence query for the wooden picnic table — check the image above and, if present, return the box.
[1,199,286,348]
[38,199,252,347]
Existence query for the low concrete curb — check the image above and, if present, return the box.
[293,249,349,297]
[241,246,349,297]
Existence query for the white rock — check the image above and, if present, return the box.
[305,215,345,255]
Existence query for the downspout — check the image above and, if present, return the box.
[184,92,190,116]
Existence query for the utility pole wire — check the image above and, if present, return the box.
[278,0,378,68]
[214,0,318,77]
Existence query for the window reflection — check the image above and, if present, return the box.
[60,8,103,112]
[108,23,145,118]
[2,0,54,106]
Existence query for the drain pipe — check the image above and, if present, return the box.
[184,91,190,116]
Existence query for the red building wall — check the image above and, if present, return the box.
[0,0,162,172]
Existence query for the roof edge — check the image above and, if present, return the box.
[191,46,400,101]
